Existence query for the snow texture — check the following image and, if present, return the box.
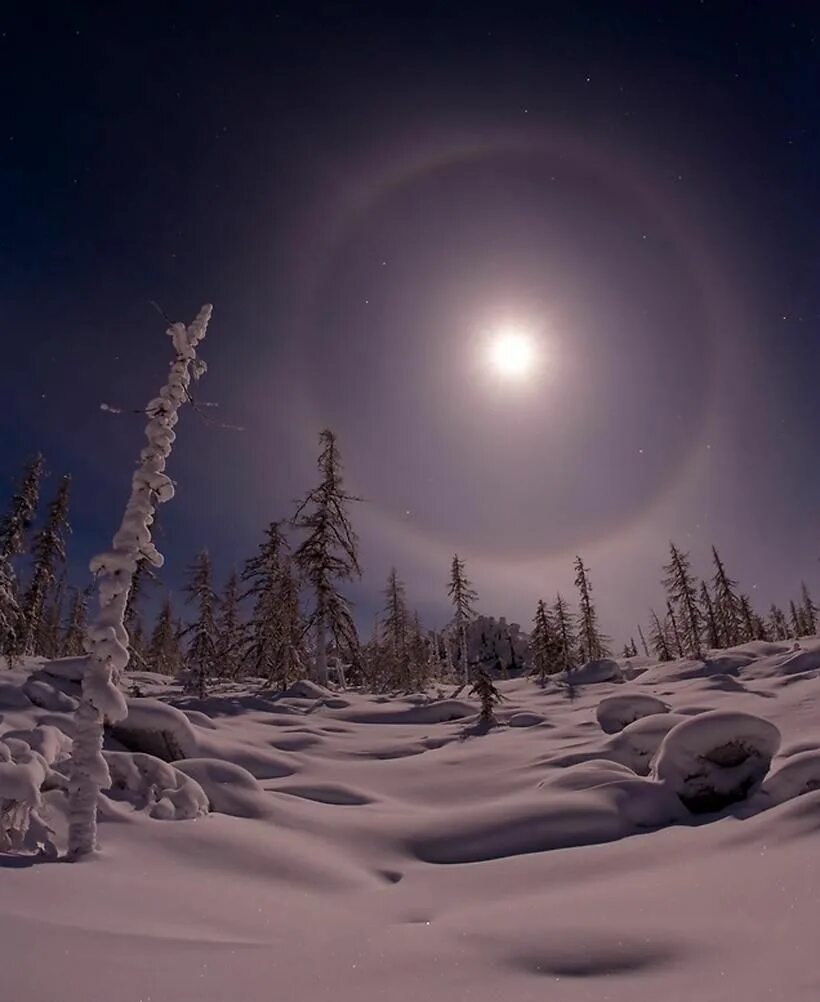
[1,641,820,1000]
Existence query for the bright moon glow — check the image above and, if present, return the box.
[486,328,538,379]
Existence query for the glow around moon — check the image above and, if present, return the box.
[485,326,539,380]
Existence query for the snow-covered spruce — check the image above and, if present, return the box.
[67,304,213,858]
[653,710,780,813]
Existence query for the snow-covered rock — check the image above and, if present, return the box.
[21,678,78,712]
[564,659,624,685]
[596,693,670,734]
[653,711,780,813]
[174,758,265,818]
[607,713,690,775]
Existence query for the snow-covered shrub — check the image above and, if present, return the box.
[653,711,780,813]
[2,725,72,766]
[103,751,208,820]
[596,693,669,734]
[0,738,56,855]
[758,751,820,807]
[110,698,200,762]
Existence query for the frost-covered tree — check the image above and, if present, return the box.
[63,586,90,657]
[699,581,720,651]
[293,430,361,686]
[0,454,45,657]
[552,592,576,671]
[469,666,503,727]
[183,550,218,698]
[637,623,650,658]
[649,608,672,661]
[530,598,557,683]
[147,595,182,675]
[800,582,818,636]
[711,546,742,648]
[67,303,213,859]
[447,554,478,684]
[123,559,155,667]
[216,570,245,679]
[663,543,701,658]
[19,475,71,655]
[573,556,609,663]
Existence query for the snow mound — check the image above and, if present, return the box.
[174,758,266,818]
[330,699,475,725]
[507,711,545,728]
[38,656,90,682]
[103,751,209,820]
[758,751,820,807]
[653,711,780,813]
[111,698,200,761]
[596,693,670,734]
[563,659,624,685]
[283,679,329,700]
[607,713,690,775]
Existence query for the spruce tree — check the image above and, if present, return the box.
[243,523,306,689]
[800,582,818,636]
[738,593,757,642]
[649,608,672,661]
[768,604,789,641]
[447,553,478,684]
[0,454,45,657]
[530,598,556,683]
[573,556,609,662]
[789,599,806,639]
[63,586,90,657]
[42,571,67,659]
[552,592,576,671]
[469,666,503,727]
[123,559,155,666]
[19,474,71,655]
[637,623,650,657]
[293,430,361,685]
[662,543,702,658]
[666,599,684,657]
[711,545,742,647]
[216,570,245,679]
[699,581,720,650]
[183,550,218,698]
[382,567,409,689]
[147,595,181,675]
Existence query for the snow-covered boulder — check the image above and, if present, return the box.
[758,751,820,807]
[174,758,265,818]
[283,679,329,701]
[653,711,780,813]
[596,694,670,734]
[103,751,209,820]
[565,659,624,686]
[2,725,71,766]
[110,698,199,761]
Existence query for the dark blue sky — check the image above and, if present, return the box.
[2,2,820,640]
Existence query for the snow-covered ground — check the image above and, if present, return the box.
[3,641,820,1001]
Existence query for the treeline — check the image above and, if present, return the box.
[1,440,817,694]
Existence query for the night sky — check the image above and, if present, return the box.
[2,3,820,642]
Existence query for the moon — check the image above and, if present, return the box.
[485,326,538,380]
